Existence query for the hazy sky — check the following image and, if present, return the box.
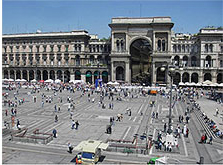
[3,0,223,38]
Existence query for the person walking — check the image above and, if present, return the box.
[53,129,57,138]
[75,121,79,130]
[216,108,219,116]
[68,142,73,153]
[71,120,75,129]
[209,135,213,145]
[5,109,8,116]
[55,115,58,122]
[41,101,44,108]
[58,105,61,112]
[186,116,190,123]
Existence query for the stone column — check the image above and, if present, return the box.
[189,73,191,83]
[62,71,65,82]
[180,73,182,82]
[21,70,23,79]
[168,32,171,52]
[48,71,50,80]
[212,72,217,83]
[81,74,86,82]
[111,61,115,81]
[111,32,115,51]
[8,71,10,79]
[40,70,43,80]
[14,70,16,80]
[27,70,30,81]
[70,70,74,81]
[152,62,156,85]
[125,61,130,83]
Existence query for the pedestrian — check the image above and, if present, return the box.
[204,134,207,143]
[53,129,57,138]
[181,116,184,123]
[68,142,73,153]
[71,120,75,129]
[156,112,158,119]
[42,101,44,108]
[54,105,57,112]
[186,128,189,137]
[14,109,17,117]
[216,108,219,116]
[58,105,61,112]
[75,121,79,130]
[164,123,167,133]
[209,135,213,145]
[55,115,58,122]
[17,119,21,130]
[186,116,190,123]
[152,112,155,118]
[5,109,8,116]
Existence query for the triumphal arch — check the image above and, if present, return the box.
[109,17,174,85]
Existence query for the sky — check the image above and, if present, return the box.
[2,0,223,38]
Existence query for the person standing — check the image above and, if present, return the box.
[71,120,75,129]
[5,109,8,117]
[209,135,213,145]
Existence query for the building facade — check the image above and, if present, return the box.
[2,17,223,85]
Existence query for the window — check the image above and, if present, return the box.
[50,45,54,52]
[173,45,176,53]
[43,59,46,65]
[58,60,61,65]
[89,45,92,52]
[51,59,54,65]
[220,60,223,67]
[178,45,181,53]
[97,45,99,52]
[4,46,7,53]
[36,46,40,53]
[78,44,81,52]
[58,45,61,52]
[43,46,47,52]
[157,40,161,52]
[16,46,20,52]
[65,45,69,52]
[29,46,33,53]
[205,44,208,52]
[209,44,213,52]
[221,46,223,53]
[76,55,80,66]
[121,40,124,52]
[182,45,185,53]
[116,40,120,52]
[10,46,13,53]
[162,40,165,52]
[65,59,69,65]
[90,55,94,64]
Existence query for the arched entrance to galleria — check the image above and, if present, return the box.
[130,39,152,85]
[109,17,173,84]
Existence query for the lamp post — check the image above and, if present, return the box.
[160,65,176,134]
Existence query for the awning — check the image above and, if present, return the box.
[102,72,108,76]
[86,74,92,77]
[94,73,99,76]
[75,71,81,75]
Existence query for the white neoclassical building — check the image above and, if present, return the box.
[2,17,223,85]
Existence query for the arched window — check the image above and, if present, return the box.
[116,67,124,81]
[204,73,212,81]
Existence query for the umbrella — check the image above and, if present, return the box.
[15,79,21,82]
[31,79,37,83]
[190,82,196,86]
[8,78,14,82]
[39,80,44,83]
[203,80,212,85]
[45,79,54,83]
[2,78,8,82]
[20,79,27,82]
[179,82,185,86]
[218,83,223,87]
[195,82,202,86]
[55,79,61,83]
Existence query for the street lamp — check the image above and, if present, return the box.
[160,65,176,134]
